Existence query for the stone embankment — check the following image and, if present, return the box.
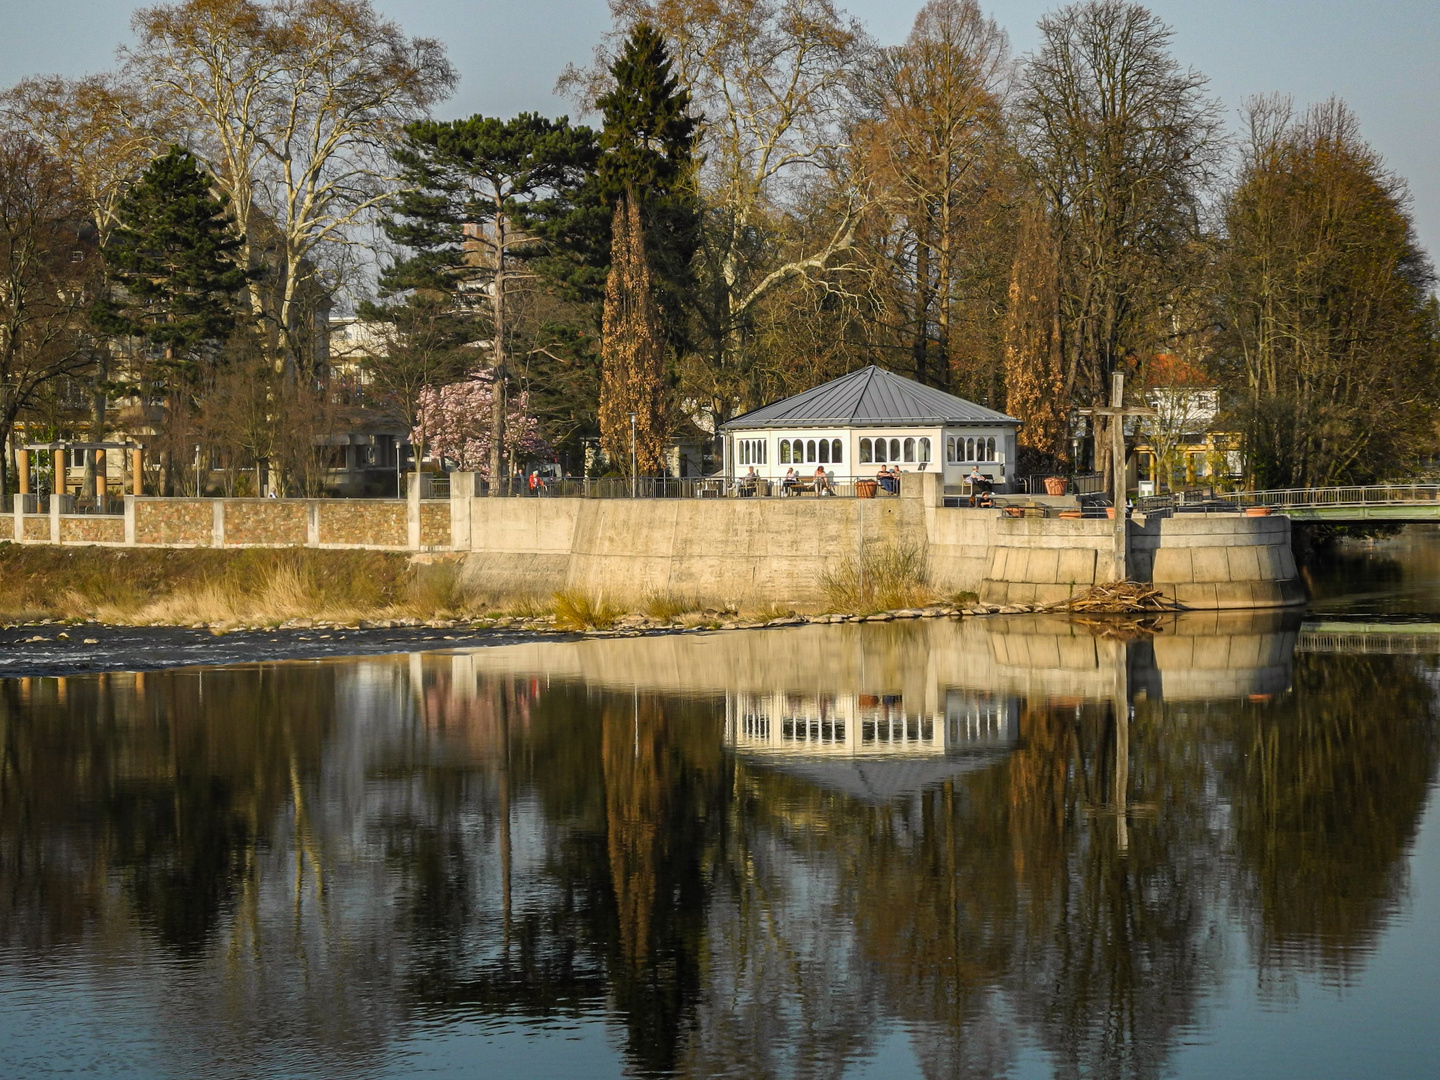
[8,472,1306,611]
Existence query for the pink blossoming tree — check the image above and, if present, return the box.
[413,370,548,479]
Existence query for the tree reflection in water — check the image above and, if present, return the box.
[0,618,1436,1079]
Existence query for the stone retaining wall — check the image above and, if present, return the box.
[1134,513,1304,608]
[5,476,1305,609]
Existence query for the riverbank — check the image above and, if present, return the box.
[0,595,1036,679]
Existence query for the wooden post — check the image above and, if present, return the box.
[94,449,106,499]
[131,448,143,497]
[17,450,28,496]
[1111,372,1127,582]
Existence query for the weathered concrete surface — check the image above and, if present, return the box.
[978,517,1109,607]
[1135,513,1304,609]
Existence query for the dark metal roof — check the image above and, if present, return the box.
[721,365,1019,431]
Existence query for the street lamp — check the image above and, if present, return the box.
[629,412,638,498]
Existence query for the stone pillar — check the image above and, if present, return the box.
[306,501,320,546]
[124,495,136,546]
[450,471,478,551]
[131,448,143,497]
[94,449,106,499]
[49,491,61,544]
[212,500,226,548]
[407,477,421,551]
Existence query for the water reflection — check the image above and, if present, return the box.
[1,614,1437,1079]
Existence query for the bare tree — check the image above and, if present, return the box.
[125,0,456,370]
[852,0,1014,395]
[0,135,98,504]
[1,73,173,490]
[1016,0,1221,490]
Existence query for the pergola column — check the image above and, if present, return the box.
[131,448,143,497]
[94,449,106,499]
[17,450,28,496]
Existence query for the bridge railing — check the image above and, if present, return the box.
[1137,484,1440,515]
[1215,484,1440,509]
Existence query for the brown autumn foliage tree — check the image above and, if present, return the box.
[1003,196,1069,471]
[600,194,670,474]
[1219,97,1439,488]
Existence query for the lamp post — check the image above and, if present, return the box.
[629,412,638,499]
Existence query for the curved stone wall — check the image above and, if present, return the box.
[1133,513,1304,609]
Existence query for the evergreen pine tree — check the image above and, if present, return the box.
[600,193,670,474]
[594,23,700,333]
[93,146,249,379]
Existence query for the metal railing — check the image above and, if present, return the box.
[54,494,126,516]
[463,474,903,500]
[1136,484,1440,516]
[1021,471,1106,496]
[5,494,43,514]
[403,473,450,499]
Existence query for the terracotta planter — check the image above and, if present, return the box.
[1245,506,1272,516]
[1058,510,1083,519]
[856,479,878,499]
[1105,506,1117,519]
[1044,476,1067,496]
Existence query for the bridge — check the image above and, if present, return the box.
[1298,621,1440,656]
[1138,484,1440,523]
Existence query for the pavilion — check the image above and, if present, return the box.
[720,365,1020,490]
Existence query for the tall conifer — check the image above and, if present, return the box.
[93,145,248,379]
[600,194,670,474]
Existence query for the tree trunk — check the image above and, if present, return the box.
[489,211,508,496]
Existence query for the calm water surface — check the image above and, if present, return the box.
[5,534,1440,1079]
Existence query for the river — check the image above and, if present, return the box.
[3,532,1440,1079]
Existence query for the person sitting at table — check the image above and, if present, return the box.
[878,464,898,494]
[968,467,993,507]
[782,466,799,495]
[813,465,833,495]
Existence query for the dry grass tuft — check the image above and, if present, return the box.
[643,589,698,621]
[822,540,933,614]
[552,589,622,631]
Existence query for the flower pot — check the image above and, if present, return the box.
[1244,506,1272,516]
[1044,476,1067,496]
[1105,506,1117,519]
[856,479,878,499]
[1058,510,1083,519]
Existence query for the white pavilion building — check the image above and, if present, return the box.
[720,365,1020,489]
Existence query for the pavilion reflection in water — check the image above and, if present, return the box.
[727,687,1018,802]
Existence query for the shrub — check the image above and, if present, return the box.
[822,540,933,613]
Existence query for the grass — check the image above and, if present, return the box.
[0,544,486,625]
[551,589,622,631]
[821,540,934,614]
[643,589,699,621]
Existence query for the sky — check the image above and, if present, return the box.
[3,0,1437,263]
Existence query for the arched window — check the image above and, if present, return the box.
[806,439,817,463]
[986,437,996,462]
[946,437,956,464]
[860,438,873,463]
[889,438,901,462]
[818,439,830,464]
[903,438,915,462]
[963,438,973,461]
[875,439,888,463]
[739,441,748,465]
[831,439,842,463]
[779,440,791,464]
[919,438,931,463]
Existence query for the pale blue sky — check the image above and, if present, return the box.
[4,0,1437,263]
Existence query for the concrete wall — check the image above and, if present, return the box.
[1134,513,1304,609]
[7,474,1305,610]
